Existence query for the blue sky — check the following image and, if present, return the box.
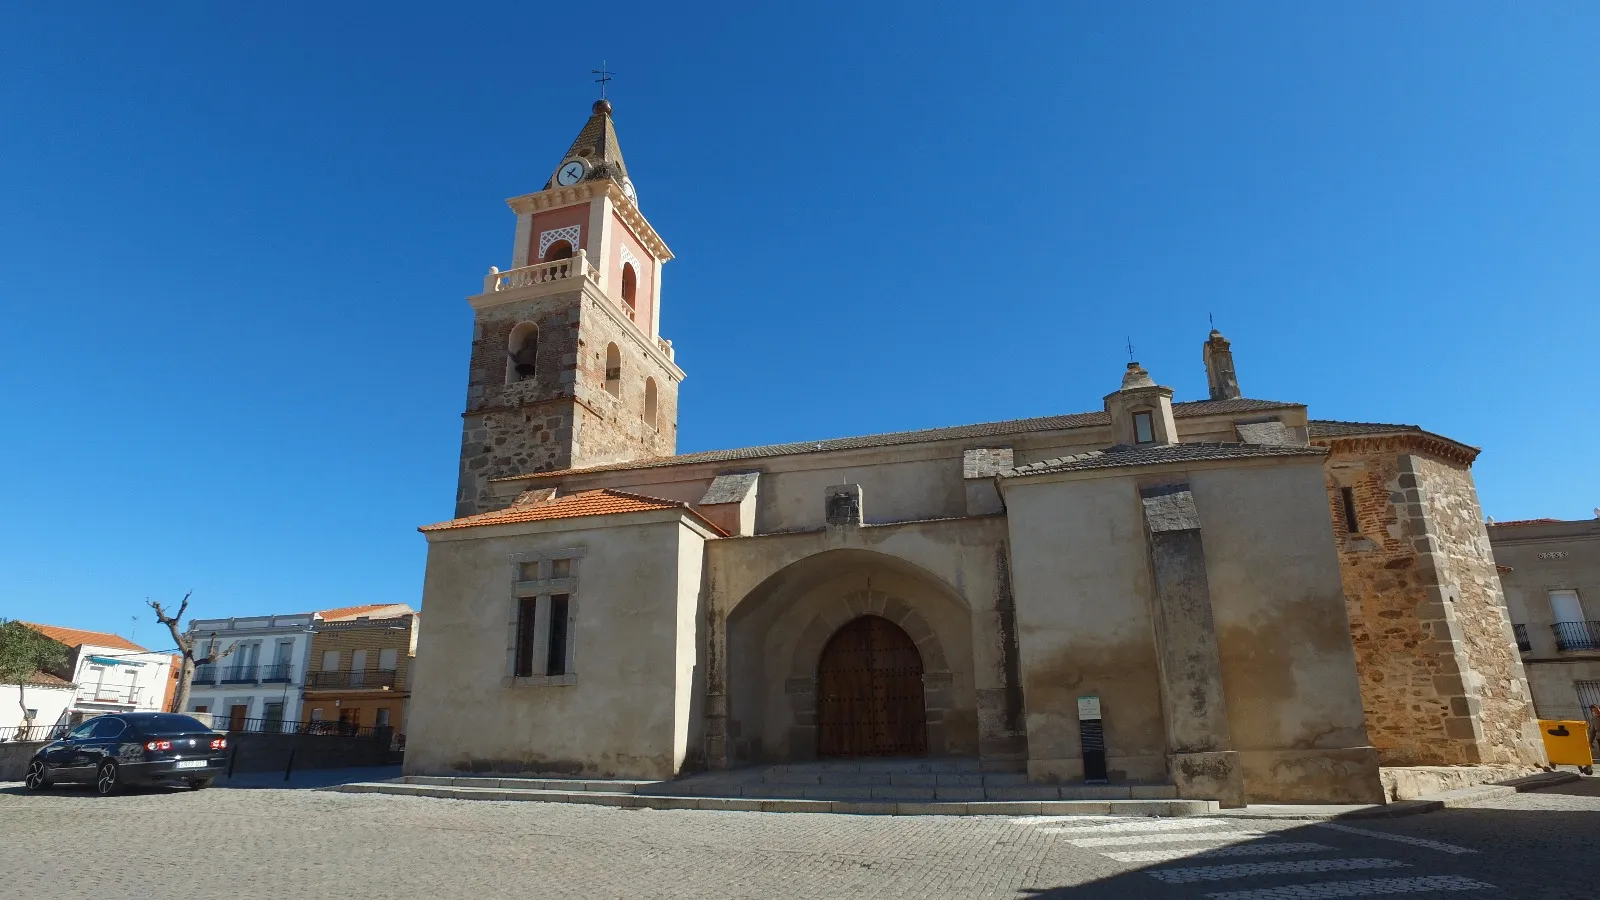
[2,3,1596,642]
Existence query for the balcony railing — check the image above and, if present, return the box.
[1514,624,1531,652]
[484,251,597,294]
[260,663,293,683]
[83,685,139,706]
[304,669,398,691]
[193,665,218,685]
[220,664,259,684]
[1552,621,1600,652]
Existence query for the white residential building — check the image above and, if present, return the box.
[20,623,174,725]
[0,672,76,738]
[186,613,316,730]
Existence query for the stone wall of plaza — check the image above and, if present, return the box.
[1320,436,1546,769]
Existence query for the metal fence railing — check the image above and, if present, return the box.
[0,723,70,743]
[304,669,398,690]
[1514,624,1532,652]
[1553,621,1600,652]
[209,715,388,741]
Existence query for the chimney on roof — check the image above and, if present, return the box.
[1203,329,1242,401]
[1105,362,1178,448]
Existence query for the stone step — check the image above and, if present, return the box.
[402,775,660,793]
[761,771,1032,787]
[762,758,984,774]
[327,781,1216,817]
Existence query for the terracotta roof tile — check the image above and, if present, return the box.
[420,488,727,535]
[26,670,74,688]
[494,398,1304,483]
[315,604,414,621]
[1488,518,1563,528]
[21,622,147,653]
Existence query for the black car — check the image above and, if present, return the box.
[24,712,230,795]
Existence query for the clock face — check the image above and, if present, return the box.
[555,160,587,186]
[620,178,636,203]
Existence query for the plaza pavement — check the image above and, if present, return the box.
[0,771,1594,898]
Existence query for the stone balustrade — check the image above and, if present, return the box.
[484,251,596,293]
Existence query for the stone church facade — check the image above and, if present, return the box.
[404,100,1547,806]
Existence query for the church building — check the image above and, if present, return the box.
[404,100,1547,806]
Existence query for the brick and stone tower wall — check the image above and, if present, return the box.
[453,99,682,517]
[1317,432,1546,768]
[455,286,678,517]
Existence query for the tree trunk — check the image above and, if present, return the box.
[15,680,28,736]
[171,656,195,713]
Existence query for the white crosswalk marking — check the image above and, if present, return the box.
[1066,830,1265,848]
[1105,842,1336,863]
[1040,817,1233,835]
[1149,857,1406,884]
[1313,823,1478,855]
[1203,874,1495,899]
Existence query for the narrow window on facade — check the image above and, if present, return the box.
[643,377,657,429]
[375,708,391,727]
[1132,410,1155,444]
[378,648,398,671]
[1340,486,1360,535]
[547,594,571,676]
[309,708,324,722]
[551,558,571,578]
[514,596,539,677]
[508,322,539,383]
[321,650,340,671]
[621,262,638,315]
[604,343,621,397]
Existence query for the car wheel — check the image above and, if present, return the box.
[190,778,213,790]
[23,760,51,791]
[94,761,121,796]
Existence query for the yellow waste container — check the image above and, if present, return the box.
[1538,719,1594,767]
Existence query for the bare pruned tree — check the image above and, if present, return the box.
[149,593,237,714]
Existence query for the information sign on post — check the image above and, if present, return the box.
[1077,695,1107,783]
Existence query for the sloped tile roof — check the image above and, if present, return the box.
[1307,420,1423,438]
[1488,518,1563,528]
[316,604,415,621]
[21,622,147,653]
[420,488,727,535]
[999,442,1327,478]
[26,670,74,688]
[493,398,1303,483]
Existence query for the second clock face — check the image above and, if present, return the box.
[620,178,636,202]
[555,160,587,186]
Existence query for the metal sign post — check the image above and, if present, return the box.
[1077,696,1107,784]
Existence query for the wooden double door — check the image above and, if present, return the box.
[817,615,928,757]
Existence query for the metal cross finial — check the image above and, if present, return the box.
[592,61,614,99]
[1209,312,1214,328]
[1126,337,1135,363]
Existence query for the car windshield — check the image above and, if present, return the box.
[133,714,211,733]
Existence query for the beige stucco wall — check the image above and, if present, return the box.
[1490,518,1600,722]
[404,511,708,780]
[1001,474,1168,783]
[1188,461,1382,803]
[1002,457,1382,803]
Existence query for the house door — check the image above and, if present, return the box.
[228,704,248,732]
[817,615,927,757]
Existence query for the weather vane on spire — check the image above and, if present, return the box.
[592,61,614,99]
[1126,337,1136,362]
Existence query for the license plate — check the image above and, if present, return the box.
[175,759,208,769]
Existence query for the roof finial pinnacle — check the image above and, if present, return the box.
[591,60,614,107]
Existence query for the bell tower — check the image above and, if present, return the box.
[454,99,683,517]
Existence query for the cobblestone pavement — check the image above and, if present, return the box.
[0,777,1594,899]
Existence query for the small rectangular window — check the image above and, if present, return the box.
[514,596,539,677]
[321,650,341,672]
[547,595,570,676]
[1132,411,1155,444]
[1340,486,1360,534]
[551,558,572,578]
[378,648,398,670]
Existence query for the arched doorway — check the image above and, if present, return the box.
[817,615,927,757]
